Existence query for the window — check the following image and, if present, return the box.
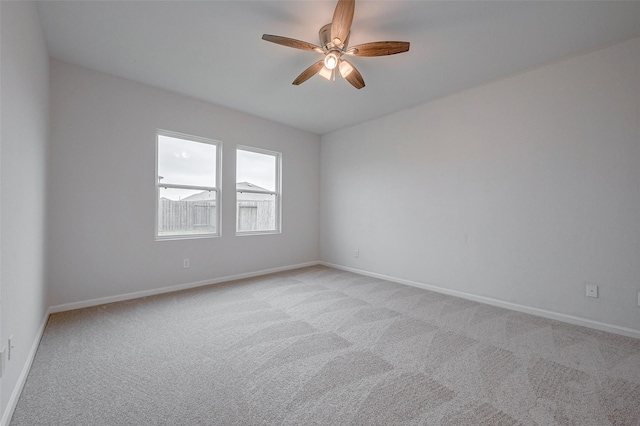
[236,146,281,234]
[156,130,221,239]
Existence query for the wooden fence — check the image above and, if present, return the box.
[237,200,275,231]
[158,199,276,235]
[158,199,217,235]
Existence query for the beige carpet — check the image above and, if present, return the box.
[11,266,640,425]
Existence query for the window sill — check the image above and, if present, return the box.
[235,230,281,237]
[155,233,220,241]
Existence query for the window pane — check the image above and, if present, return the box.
[236,193,276,232]
[158,187,217,236]
[158,134,217,186]
[236,149,276,192]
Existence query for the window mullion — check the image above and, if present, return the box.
[235,189,277,196]
[158,183,217,192]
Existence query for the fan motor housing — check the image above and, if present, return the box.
[319,23,350,50]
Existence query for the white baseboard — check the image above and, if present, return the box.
[49,261,321,314]
[320,261,640,340]
[1,310,50,426]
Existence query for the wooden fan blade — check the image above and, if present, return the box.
[293,61,324,85]
[339,59,365,89]
[262,34,323,53]
[347,41,410,57]
[330,0,355,48]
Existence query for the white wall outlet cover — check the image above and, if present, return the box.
[0,347,5,377]
[586,284,598,298]
[8,335,14,361]
[183,259,190,268]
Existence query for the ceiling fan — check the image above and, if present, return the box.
[262,0,410,89]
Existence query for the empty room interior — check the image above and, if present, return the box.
[2,0,640,424]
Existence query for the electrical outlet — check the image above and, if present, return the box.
[586,284,598,298]
[354,249,359,258]
[183,258,190,269]
[0,347,5,377]
[8,335,14,361]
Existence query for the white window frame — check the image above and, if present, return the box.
[236,145,282,236]
[155,129,222,240]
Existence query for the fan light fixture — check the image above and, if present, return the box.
[318,66,334,80]
[338,60,353,77]
[324,51,339,70]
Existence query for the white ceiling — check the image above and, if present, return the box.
[37,1,640,135]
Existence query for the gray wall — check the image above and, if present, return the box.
[47,59,321,307]
[320,37,640,334]
[0,1,50,420]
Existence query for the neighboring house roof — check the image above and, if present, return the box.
[237,182,273,202]
[236,182,269,192]
[181,191,216,202]
[169,182,273,202]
